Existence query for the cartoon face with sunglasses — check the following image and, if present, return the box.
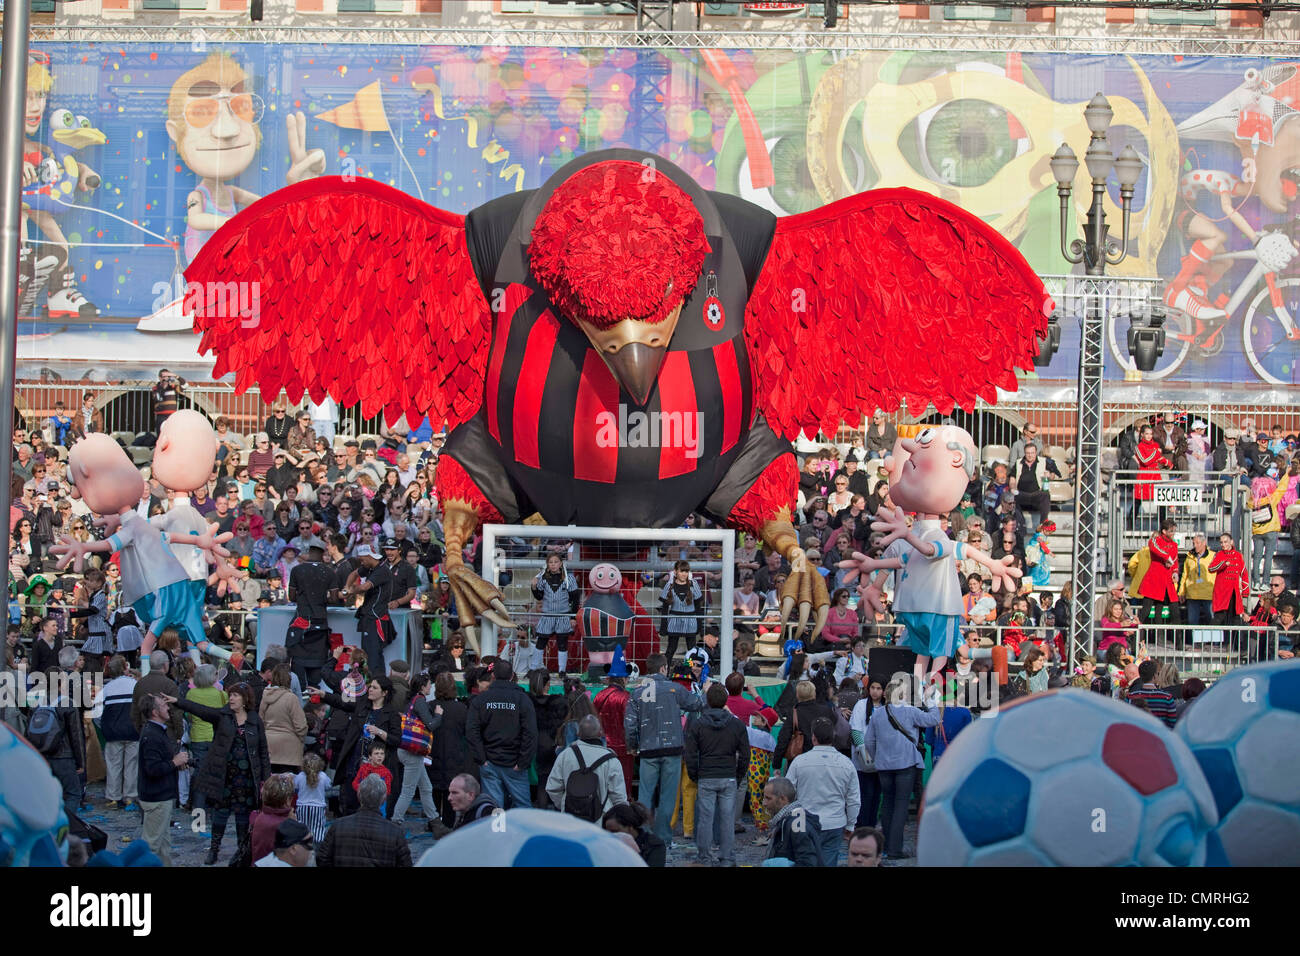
[165,52,325,265]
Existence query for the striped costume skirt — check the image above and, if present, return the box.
[297,803,328,842]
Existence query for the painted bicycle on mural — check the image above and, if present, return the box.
[1134,62,1300,386]
[1105,236,1300,384]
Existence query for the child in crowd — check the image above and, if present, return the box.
[294,752,332,842]
[353,741,392,815]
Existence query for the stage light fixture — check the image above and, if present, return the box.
[1127,307,1166,373]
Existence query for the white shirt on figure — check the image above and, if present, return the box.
[884,519,963,616]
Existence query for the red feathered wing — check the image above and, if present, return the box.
[743,187,1053,441]
[185,175,491,429]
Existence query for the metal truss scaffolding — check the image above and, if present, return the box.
[30,25,1300,57]
[634,0,675,37]
[1069,277,1110,666]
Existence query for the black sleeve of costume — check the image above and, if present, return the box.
[683,722,699,782]
[464,191,534,299]
[64,706,85,767]
[568,586,580,615]
[699,417,793,526]
[412,696,439,729]
[707,191,777,294]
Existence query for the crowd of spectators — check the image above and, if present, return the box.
[5,389,1297,867]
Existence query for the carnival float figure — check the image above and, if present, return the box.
[579,563,635,681]
[185,149,1050,644]
[50,433,233,674]
[838,425,1022,694]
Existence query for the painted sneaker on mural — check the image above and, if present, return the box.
[46,273,98,319]
[1163,284,1225,320]
[18,253,60,318]
[136,294,194,332]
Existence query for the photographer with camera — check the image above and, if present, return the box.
[151,368,185,433]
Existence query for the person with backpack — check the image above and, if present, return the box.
[545,714,627,820]
[391,672,443,825]
[29,660,86,822]
[862,677,942,861]
[683,682,750,867]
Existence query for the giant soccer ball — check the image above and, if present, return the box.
[1175,660,1300,866]
[0,722,69,866]
[918,689,1216,866]
[415,808,646,867]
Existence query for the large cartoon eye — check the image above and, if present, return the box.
[740,112,873,216]
[77,115,91,129]
[916,428,936,446]
[901,99,1029,189]
[49,110,76,130]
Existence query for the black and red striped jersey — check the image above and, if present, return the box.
[449,149,788,529]
[580,591,634,643]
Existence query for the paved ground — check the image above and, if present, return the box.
[79,779,919,866]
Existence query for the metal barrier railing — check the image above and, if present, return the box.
[18,600,1277,684]
[13,380,391,445]
[1104,469,1253,580]
[1124,623,1281,681]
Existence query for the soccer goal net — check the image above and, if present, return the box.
[479,524,737,679]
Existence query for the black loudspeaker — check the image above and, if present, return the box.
[868,646,916,688]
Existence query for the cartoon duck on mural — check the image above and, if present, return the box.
[19,52,106,321]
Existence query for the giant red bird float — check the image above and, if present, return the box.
[187,149,1052,636]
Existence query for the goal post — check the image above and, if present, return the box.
[479,524,736,678]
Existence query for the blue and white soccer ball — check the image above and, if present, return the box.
[1175,660,1300,866]
[415,808,646,867]
[918,689,1217,866]
[0,722,69,866]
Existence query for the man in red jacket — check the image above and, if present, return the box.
[1210,532,1249,625]
[593,657,633,791]
[1139,519,1181,630]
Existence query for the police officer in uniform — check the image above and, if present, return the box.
[287,544,334,689]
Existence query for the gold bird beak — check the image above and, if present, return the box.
[603,342,666,407]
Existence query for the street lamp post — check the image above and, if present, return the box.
[1051,94,1145,666]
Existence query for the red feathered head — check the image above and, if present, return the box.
[529,161,711,330]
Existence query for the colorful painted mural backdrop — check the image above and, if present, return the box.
[13,43,1300,396]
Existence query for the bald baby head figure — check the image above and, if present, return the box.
[886,424,977,516]
[66,434,147,515]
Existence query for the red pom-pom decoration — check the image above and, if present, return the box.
[529,161,711,331]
